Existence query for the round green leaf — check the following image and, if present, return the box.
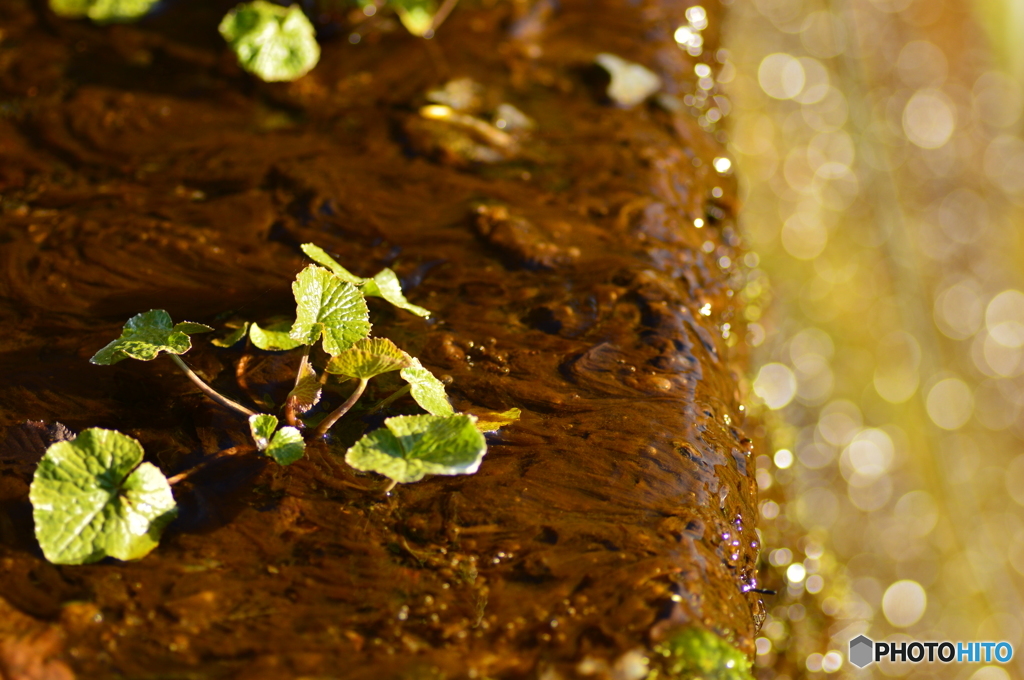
[325,338,410,379]
[29,429,177,565]
[345,414,485,484]
[289,265,371,355]
[400,357,453,416]
[90,310,213,365]
[267,427,305,465]
[219,1,320,83]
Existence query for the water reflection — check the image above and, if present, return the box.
[725,0,1024,676]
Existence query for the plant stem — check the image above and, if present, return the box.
[169,354,256,417]
[314,378,368,437]
[382,479,398,494]
[429,0,460,33]
[368,384,410,413]
[167,445,254,485]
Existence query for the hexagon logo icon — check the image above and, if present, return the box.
[849,635,874,668]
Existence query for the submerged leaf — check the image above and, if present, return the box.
[400,357,453,416]
[325,338,411,379]
[300,243,431,317]
[29,429,177,564]
[465,407,521,432]
[90,310,212,365]
[248,414,305,465]
[250,320,304,351]
[345,414,486,484]
[290,265,371,355]
[50,0,160,22]
[219,1,320,83]
[212,322,251,348]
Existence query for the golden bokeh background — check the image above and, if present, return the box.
[702,0,1024,677]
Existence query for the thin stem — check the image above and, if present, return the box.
[169,354,256,417]
[368,384,411,413]
[167,445,254,486]
[428,0,460,34]
[314,378,368,437]
[382,479,398,494]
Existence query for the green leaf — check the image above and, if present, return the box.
[290,265,371,355]
[300,243,364,285]
[301,244,431,318]
[212,322,251,348]
[400,357,453,416]
[90,310,213,365]
[249,414,279,451]
[250,320,304,351]
[345,414,486,484]
[266,427,305,465]
[219,1,321,83]
[652,628,754,680]
[248,414,305,465]
[363,269,432,318]
[287,360,321,413]
[391,0,436,36]
[325,338,411,379]
[466,407,521,432]
[29,429,177,565]
[50,0,160,22]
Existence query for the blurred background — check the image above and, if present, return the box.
[712,0,1024,677]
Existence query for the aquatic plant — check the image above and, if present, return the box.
[650,627,755,680]
[48,0,160,22]
[219,1,321,82]
[28,244,516,564]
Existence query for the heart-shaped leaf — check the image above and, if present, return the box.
[90,310,212,365]
[345,414,486,484]
[29,428,177,564]
[325,338,411,379]
[289,265,371,355]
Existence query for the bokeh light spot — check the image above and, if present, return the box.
[882,580,927,627]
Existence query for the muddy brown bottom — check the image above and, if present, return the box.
[0,0,763,677]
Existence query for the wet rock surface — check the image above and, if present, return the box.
[0,0,762,677]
